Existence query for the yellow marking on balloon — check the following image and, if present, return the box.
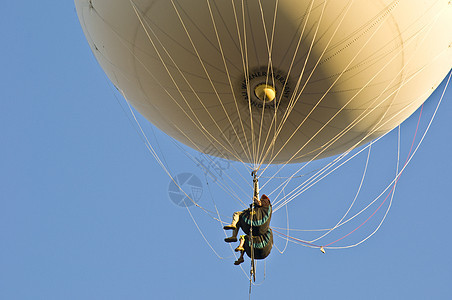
[255,84,276,102]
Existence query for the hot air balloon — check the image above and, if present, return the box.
[74,0,452,166]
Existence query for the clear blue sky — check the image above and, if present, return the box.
[1,2,451,299]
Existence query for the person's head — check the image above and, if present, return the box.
[253,194,270,206]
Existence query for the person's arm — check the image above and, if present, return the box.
[253,196,262,206]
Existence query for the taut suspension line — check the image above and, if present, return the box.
[249,170,259,290]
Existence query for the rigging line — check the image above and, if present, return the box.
[124,98,217,215]
[166,123,250,206]
[273,229,324,249]
[88,1,229,86]
[260,2,398,171]
[113,3,248,166]
[138,2,241,77]
[270,0,318,127]
[267,0,280,163]
[277,0,322,66]
[167,1,254,164]
[259,166,324,179]
[272,229,320,249]
[307,142,372,243]
[274,126,403,234]
[322,71,452,248]
[122,93,234,220]
[272,242,284,253]
[258,0,318,166]
[123,98,165,169]
[260,1,328,166]
[214,0,266,165]
[271,226,333,232]
[272,153,357,210]
[259,16,445,194]
[327,126,401,249]
[205,1,253,163]
[248,0,268,168]
[230,0,255,166]
[283,118,410,225]
[279,177,290,253]
[108,70,240,219]
[148,125,171,172]
[205,0,253,163]
[255,0,278,164]
[324,101,428,248]
[235,0,259,166]
[273,234,317,249]
[263,20,354,171]
[205,177,229,228]
[314,7,444,152]
[201,34,430,206]
[329,126,402,249]
[118,82,260,226]
[106,77,229,214]
[276,180,396,251]
[269,118,384,206]
[175,1,242,74]
[120,73,252,206]
[269,146,350,193]
[262,0,442,171]
[205,176,236,259]
[245,0,260,68]
[261,146,349,194]
[212,0,254,161]
[241,0,257,168]
[275,57,445,209]
[273,93,424,211]
[276,86,432,209]
[90,6,223,139]
[262,4,404,172]
[167,115,254,183]
[272,134,387,210]
[253,261,267,286]
[273,213,292,253]
[132,0,442,239]
[101,73,159,155]
[195,154,255,193]
[133,2,249,165]
[211,1,242,57]
[275,0,328,134]
[324,165,397,248]
[168,132,249,208]
[185,202,227,259]
[293,1,358,70]
[258,0,354,167]
[278,82,414,206]
[270,151,351,206]
[268,146,357,205]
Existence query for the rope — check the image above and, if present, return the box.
[205,0,254,163]
[93,0,451,257]
[276,69,450,249]
[324,105,424,247]
[272,42,448,212]
[132,0,253,165]
[258,1,443,190]
[255,0,279,167]
[307,143,372,243]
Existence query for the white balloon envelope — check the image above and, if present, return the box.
[75,0,452,165]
